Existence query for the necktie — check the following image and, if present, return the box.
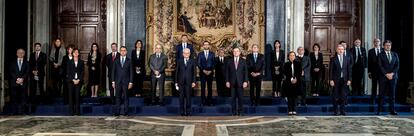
[376,48,379,56]
[220,57,223,63]
[121,57,125,67]
[205,51,208,60]
[184,59,188,66]
[235,58,239,70]
[339,55,343,78]
[36,52,39,61]
[387,52,392,63]
[112,53,116,61]
[157,54,160,58]
[18,59,22,71]
[183,43,186,49]
[356,47,359,62]
[254,53,257,63]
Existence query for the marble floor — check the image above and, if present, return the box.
[0,115,413,136]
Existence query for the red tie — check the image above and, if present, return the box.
[36,52,39,61]
[112,53,116,61]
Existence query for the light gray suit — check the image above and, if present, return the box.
[149,53,167,104]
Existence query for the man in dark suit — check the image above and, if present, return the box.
[176,34,195,62]
[197,41,215,106]
[246,44,264,106]
[296,47,311,106]
[111,46,134,116]
[329,44,352,116]
[9,49,30,115]
[350,39,367,96]
[149,44,167,105]
[226,47,248,116]
[339,41,354,66]
[106,43,120,104]
[368,38,383,104]
[29,43,47,106]
[215,49,228,97]
[175,48,197,116]
[377,40,399,115]
[271,40,284,97]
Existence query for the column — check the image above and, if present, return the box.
[33,0,50,52]
[0,0,5,112]
[289,0,305,53]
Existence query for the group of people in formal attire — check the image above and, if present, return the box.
[8,34,399,116]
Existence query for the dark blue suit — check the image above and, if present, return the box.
[377,51,399,113]
[175,58,197,115]
[225,57,248,114]
[111,56,134,115]
[9,59,30,114]
[246,53,264,105]
[175,43,194,61]
[197,51,215,105]
[329,54,352,114]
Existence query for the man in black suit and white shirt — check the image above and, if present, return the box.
[350,39,367,95]
[246,44,264,106]
[377,40,399,115]
[215,49,228,97]
[329,44,352,116]
[225,47,248,116]
[9,49,30,115]
[111,46,133,116]
[175,48,197,116]
[368,38,383,104]
[29,43,47,105]
[106,43,120,104]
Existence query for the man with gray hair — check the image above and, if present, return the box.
[296,47,311,106]
[175,48,197,116]
[149,44,167,105]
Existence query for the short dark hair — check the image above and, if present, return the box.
[66,44,75,50]
[120,46,127,50]
[383,40,392,45]
[312,43,320,51]
[72,48,79,55]
[111,43,118,47]
[287,51,296,58]
[34,43,42,47]
[181,34,188,38]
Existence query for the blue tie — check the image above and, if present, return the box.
[121,57,125,67]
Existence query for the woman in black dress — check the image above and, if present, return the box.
[283,51,302,115]
[87,43,101,97]
[310,43,324,96]
[271,40,285,97]
[66,48,84,115]
[131,40,146,97]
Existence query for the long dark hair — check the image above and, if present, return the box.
[89,43,99,55]
[134,40,143,51]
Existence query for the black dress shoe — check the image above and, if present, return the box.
[123,113,129,116]
[340,112,346,116]
[232,113,237,116]
[390,111,398,115]
[180,113,185,116]
[113,113,120,116]
[186,113,192,116]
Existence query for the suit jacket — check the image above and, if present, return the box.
[271,50,285,79]
[149,53,167,75]
[368,48,383,78]
[310,52,324,72]
[29,52,47,77]
[66,59,84,84]
[336,48,354,66]
[131,49,146,74]
[215,56,227,80]
[246,53,265,78]
[106,52,120,78]
[175,58,197,86]
[176,43,194,61]
[329,55,352,82]
[350,46,367,68]
[283,60,303,96]
[197,50,216,72]
[377,51,399,80]
[225,57,248,88]
[111,56,134,86]
[296,55,311,81]
[9,59,30,88]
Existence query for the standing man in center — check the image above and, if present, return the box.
[329,44,352,116]
[111,46,133,116]
[198,41,215,106]
[246,44,264,106]
[149,44,167,105]
[176,48,197,116]
[350,39,367,96]
[226,47,248,116]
